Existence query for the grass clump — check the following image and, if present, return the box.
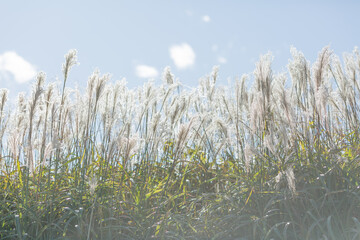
[1,46,360,239]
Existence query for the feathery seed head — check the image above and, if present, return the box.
[87,69,99,99]
[254,52,273,94]
[162,66,174,85]
[312,46,332,90]
[211,66,219,84]
[95,73,110,103]
[62,49,78,80]
[0,89,9,114]
[288,46,310,97]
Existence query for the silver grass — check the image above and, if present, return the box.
[332,56,349,102]
[280,87,295,128]
[2,46,360,188]
[253,52,273,104]
[99,85,114,149]
[162,66,174,85]
[58,50,78,141]
[150,112,161,135]
[40,82,55,157]
[215,118,228,139]
[0,88,8,116]
[312,46,332,91]
[235,74,249,110]
[315,85,330,122]
[117,135,139,168]
[0,89,9,152]
[87,70,98,102]
[174,119,194,157]
[73,88,86,139]
[211,66,219,84]
[62,49,78,85]
[7,130,20,161]
[249,91,264,133]
[15,92,27,131]
[27,72,45,172]
[343,51,358,87]
[288,46,310,101]
[95,73,110,104]
[343,50,360,125]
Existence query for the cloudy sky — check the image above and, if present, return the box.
[1,1,359,99]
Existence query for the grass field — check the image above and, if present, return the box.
[1,47,360,239]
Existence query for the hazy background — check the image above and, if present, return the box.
[1,0,359,101]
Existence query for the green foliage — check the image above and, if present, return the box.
[1,138,359,239]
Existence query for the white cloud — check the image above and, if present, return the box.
[218,57,227,64]
[202,15,211,23]
[169,43,196,70]
[0,51,37,83]
[135,65,159,78]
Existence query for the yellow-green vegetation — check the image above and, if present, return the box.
[1,47,360,239]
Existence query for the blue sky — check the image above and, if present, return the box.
[0,1,359,99]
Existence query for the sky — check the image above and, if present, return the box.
[0,1,359,100]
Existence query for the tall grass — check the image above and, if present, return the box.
[1,46,360,239]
